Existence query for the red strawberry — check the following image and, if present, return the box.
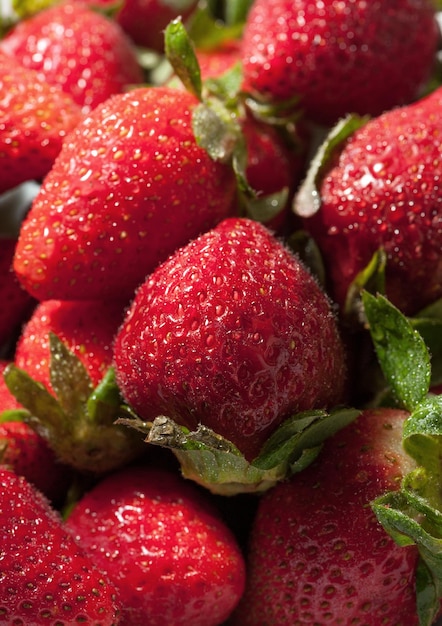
[0,1,144,114]
[65,464,246,626]
[115,0,198,52]
[294,86,442,317]
[0,419,72,504]
[13,85,237,302]
[231,407,421,625]
[113,217,348,462]
[14,298,126,392]
[196,39,242,82]
[0,466,121,625]
[0,238,36,352]
[0,52,82,195]
[240,0,439,126]
[4,299,145,474]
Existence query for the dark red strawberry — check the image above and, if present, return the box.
[294,86,442,317]
[113,217,348,462]
[0,52,82,195]
[240,0,439,126]
[0,419,72,504]
[0,238,36,352]
[0,360,21,411]
[0,466,121,624]
[13,85,237,302]
[65,464,246,625]
[0,1,144,114]
[231,407,421,625]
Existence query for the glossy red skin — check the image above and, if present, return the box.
[232,408,420,625]
[0,1,144,114]
[13,86,237,302]
[65,465,246,626]
[240,0,439,126]
[0,467,121,625]
[113,217,348,461]
[0,239,36,349]
[301,87,442,316]
[0,53,82,195]
[14,299,127,393]
[0,420,72,504]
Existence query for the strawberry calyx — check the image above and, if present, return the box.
[116,406,359,496]
[363,291,442,626]
[164,16,295,223]
[293,113,370,218]
[2,332,144,474]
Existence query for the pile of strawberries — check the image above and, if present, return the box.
[1,0,442,624]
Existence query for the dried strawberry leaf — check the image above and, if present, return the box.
[293,113,369,218]
[362,291,431,411]
[192,97,242,163]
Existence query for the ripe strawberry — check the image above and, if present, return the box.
[295,86,442,317]
[0,238,36,352]
[115,0,198,52]
[0,360,21,411]
[0,52,82,195]
[0,466,121,625]
[13,85,237,302]
[231,407,421,625]
[0,1,144,114]
[65,464,246,626]
[14,298,126,392]
[4,298,145,474]
[240,0,439,126]
[113,217,348,462]
[0,419,72,504]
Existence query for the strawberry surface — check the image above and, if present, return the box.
[65,464,246,625]
[113,217,348,461]
[0,467,121,625]
[298,87,442,316]
[231,408,420,625]
[0,52,82,195]
[240,0,439,126]
[13,86,237,302]
[0,1,144,114]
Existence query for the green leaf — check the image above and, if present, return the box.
[372,480,442,626]
[253,407,360,471]
[164,17,203,101]
[203,62,243,104]
[242,187,289,224]
[344,248,387,322]
[223,0,254,25]
[402,396,442,477]
[0,409,30,424]
[186,6,244,50]
[293,113,369,218]
[86,366,125,425]
[411,298,442,388]
[362,291,431,411]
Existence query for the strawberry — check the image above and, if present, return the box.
[0,52,82,195]
[0,238,36,353]
[65,464,246,626]
[115,0,198,52]
[13,85,237,302]
[113,217,348,463]
[230,407,422,625]
[0,1,144,114]
[3,299,146,474]
[0,360,21,411]
[14,298,126,392]
[240,0,439,126]
[0,466,121,624]
[0,419,72,504]
[294,87,442,317]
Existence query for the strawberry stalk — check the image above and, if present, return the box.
[362,291,442,626]
[3,332,144,474]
